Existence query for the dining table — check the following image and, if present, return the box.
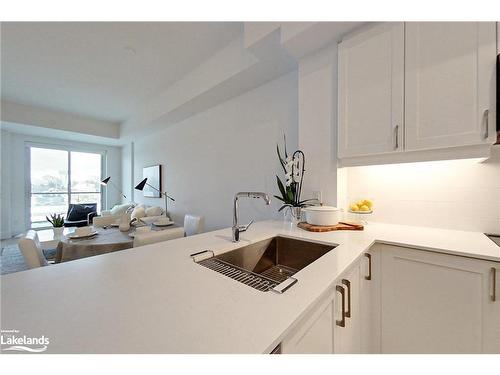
[38,224,184,263]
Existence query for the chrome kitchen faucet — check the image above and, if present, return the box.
[232,192,271,242]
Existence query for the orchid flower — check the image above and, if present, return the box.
[285,156,294,186]
[276,136,316,211]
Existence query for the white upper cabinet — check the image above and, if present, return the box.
[405,22,497,150]
[338,22,497,162]
[338,23,404,158]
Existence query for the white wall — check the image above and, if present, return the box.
[1,130,13,238]
[0,130,122,238]
[128,72,298,232]
[340,147,500,233]
[121,142,134,201]
[1,100,120,139]
[298,44,338,206]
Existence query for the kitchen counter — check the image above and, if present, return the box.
[1,220,499,353]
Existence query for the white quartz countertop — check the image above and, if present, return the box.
[2,220,499,353]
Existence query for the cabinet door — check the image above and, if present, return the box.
[334,265,361,353]
[484,265,500,353]
[338,23,404,158]
[405,22,497,150]
[359,251,381,353]
[380,244,500,353]
[281,291,334,354]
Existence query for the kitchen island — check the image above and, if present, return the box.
[1,220,499,353]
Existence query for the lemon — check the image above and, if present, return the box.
[359,204,370,211]
[349,204,359,212]
[364,199,373,209]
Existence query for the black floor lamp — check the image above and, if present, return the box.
[101,176,127,199]
[134,178,175,215]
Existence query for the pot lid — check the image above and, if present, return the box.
[303,205,340,212]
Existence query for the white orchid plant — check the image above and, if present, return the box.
[275,136,317,212]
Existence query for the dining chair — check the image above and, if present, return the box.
[133,227,185,248]
[18,230,49,269]
[92,215,119,227]
[184,215,204,236]
[64,203,97,227]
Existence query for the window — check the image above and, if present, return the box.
[29,146,103,228]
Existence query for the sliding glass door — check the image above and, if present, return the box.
[29,146,103,228]
[30,148,69,227]
[70,151,102,207]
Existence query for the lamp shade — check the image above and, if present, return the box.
[134,178,148,191]
[100,176,111,186]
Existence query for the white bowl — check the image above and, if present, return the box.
[303,206,341,226]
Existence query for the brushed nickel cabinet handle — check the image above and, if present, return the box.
[483,109,489,139]
[394,125,399,150]
[492,267,497,302]
[336,285,346,327]
[364,253,372,281]
[342,279,351,318]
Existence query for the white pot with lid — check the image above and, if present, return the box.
[303,206,342,226]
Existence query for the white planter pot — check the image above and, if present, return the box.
[53,227,64,237]
[303,206,341,226]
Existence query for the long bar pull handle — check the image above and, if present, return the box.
[364,253,372,281]
[394,125,399,150]
[492,268,497,302]
[483,109,490,140]
[336,285,346,327]
[341,279,352,318]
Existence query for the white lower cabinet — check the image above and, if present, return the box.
[280,244,499,354]
[281,252,378,354]
[333,251,380,354]
[379,244,500,353]
[333,263,362,353]
[281,290,334,354]
[359,251,381,353]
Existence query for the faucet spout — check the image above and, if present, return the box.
[232,192,271,242]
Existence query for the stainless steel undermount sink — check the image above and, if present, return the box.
[191,236,336,293]
[486,234,500,247]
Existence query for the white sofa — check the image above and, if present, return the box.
[101,203,135,217]
[94,203,134,226]
[98,203,168,226]
[131,204,169,225]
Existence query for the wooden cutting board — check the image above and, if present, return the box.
[297,221,364,232]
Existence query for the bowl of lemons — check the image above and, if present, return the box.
[349,199,373,214]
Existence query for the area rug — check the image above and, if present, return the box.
[1,244,56,275]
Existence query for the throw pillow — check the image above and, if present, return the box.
[145,206,163,217]
[131,206,146,220]
[110,203,133,216]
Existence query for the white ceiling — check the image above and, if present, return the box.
[1,22,243,123]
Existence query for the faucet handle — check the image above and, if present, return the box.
[239,220,254,233]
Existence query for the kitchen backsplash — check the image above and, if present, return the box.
[339,147,500,233]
